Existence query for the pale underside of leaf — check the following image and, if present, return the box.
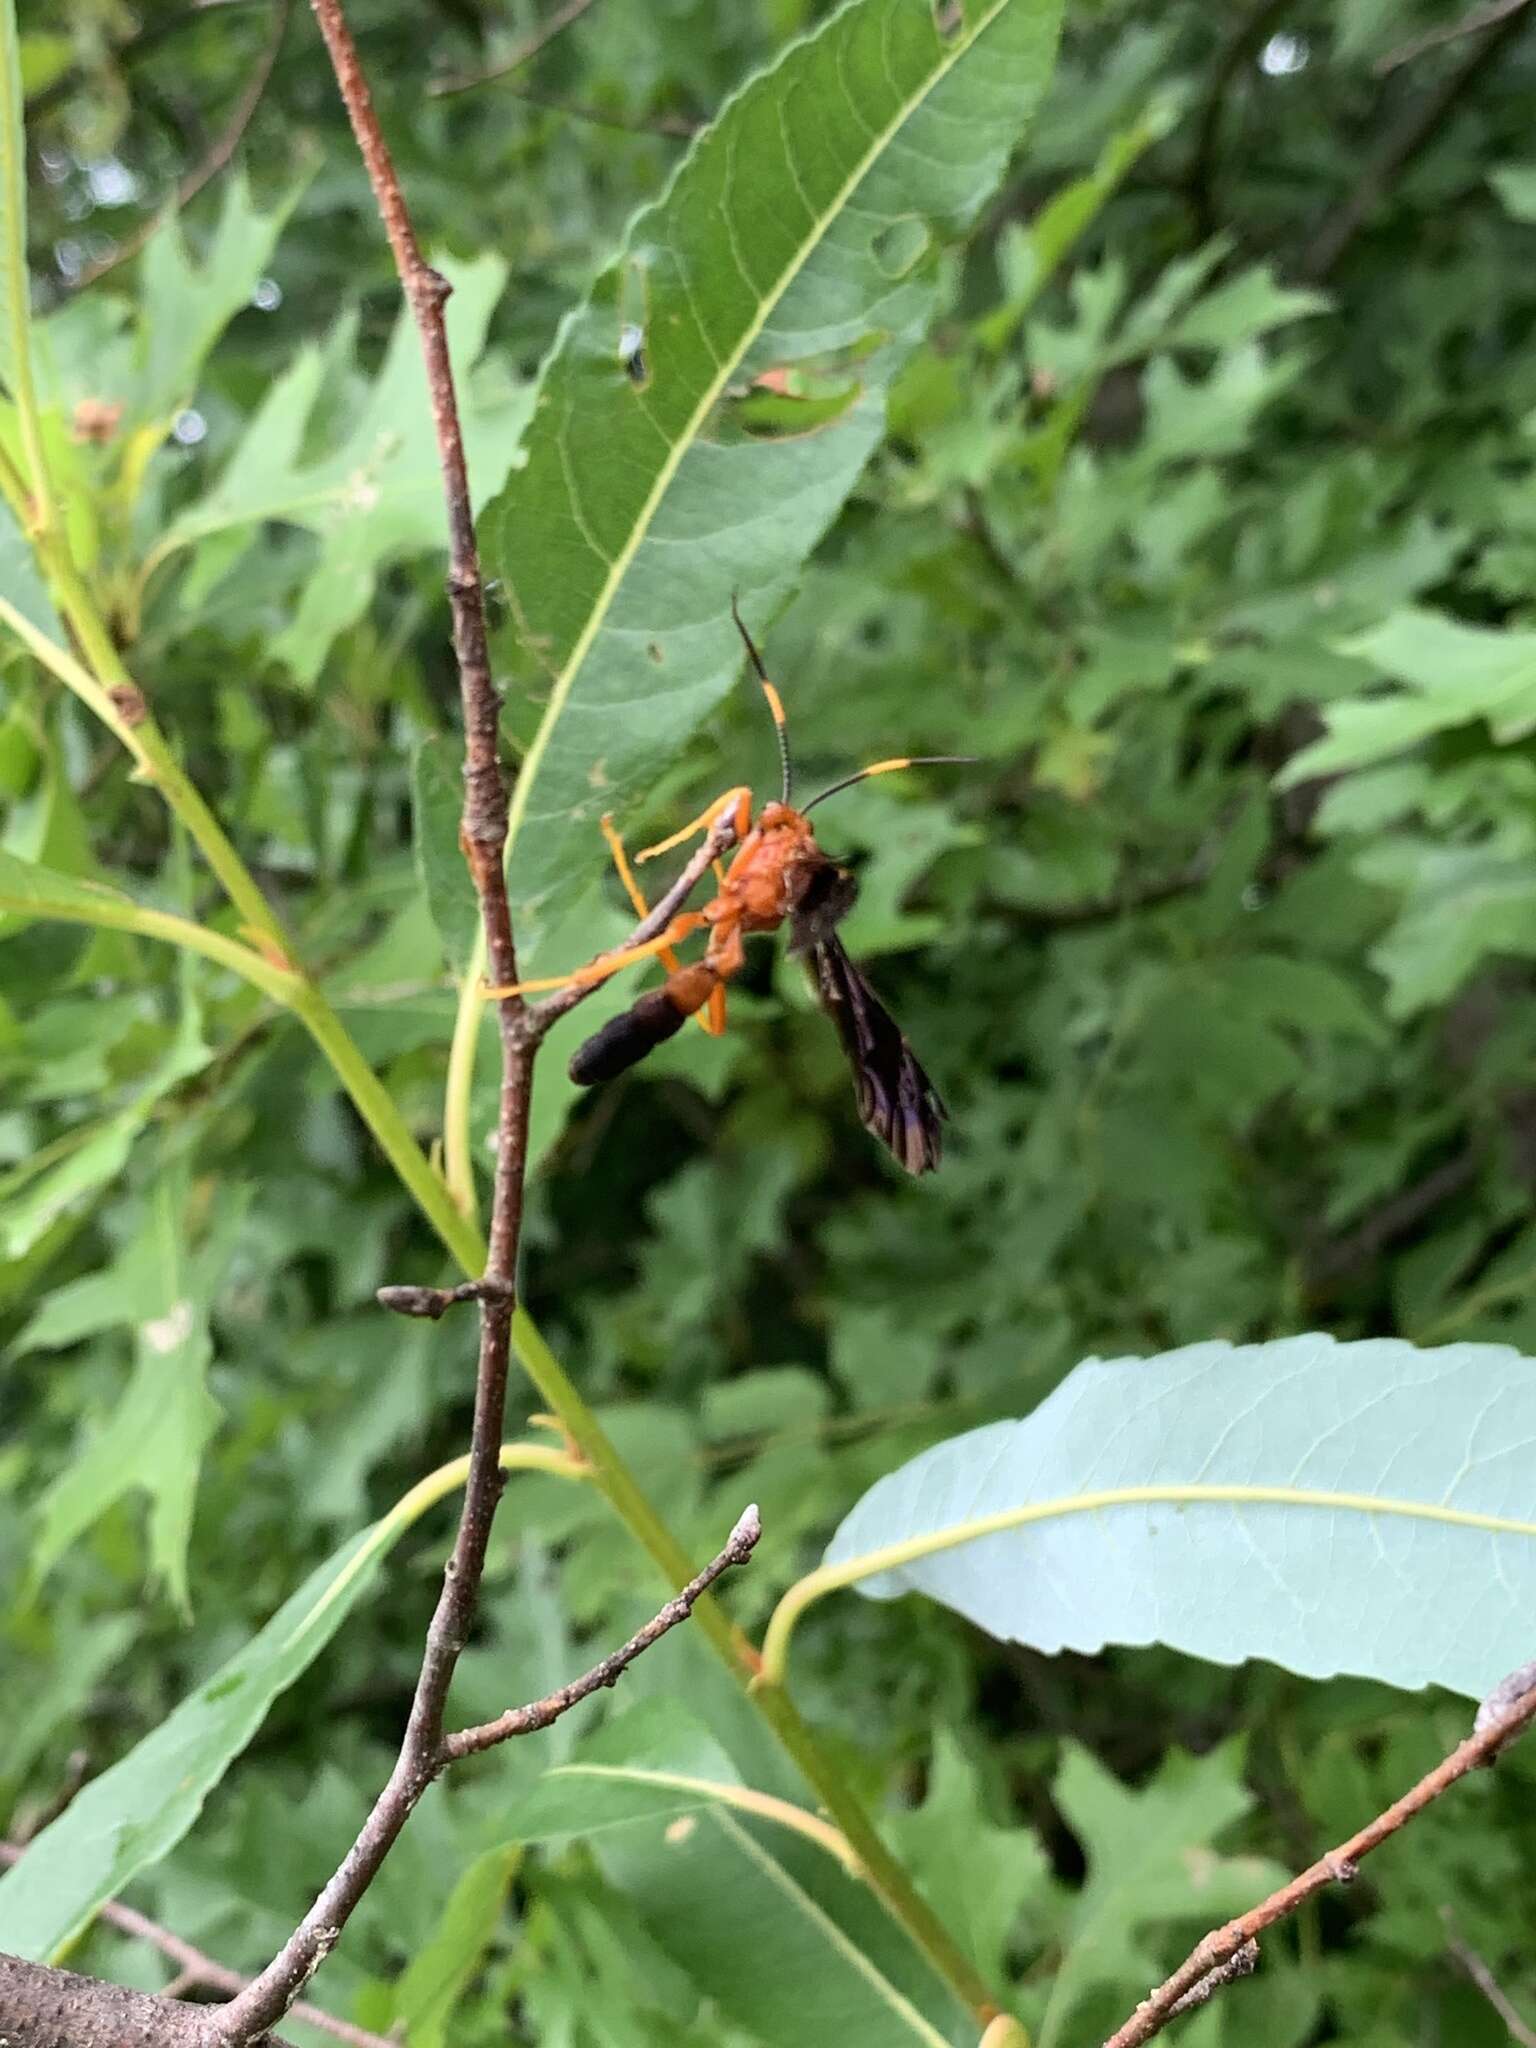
[825,1333,1536,1698]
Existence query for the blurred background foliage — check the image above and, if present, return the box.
[6,0,1536,2042]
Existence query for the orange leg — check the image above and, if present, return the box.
[601,812,726,1034]
[637,785,753,864]
[485,912,704,998]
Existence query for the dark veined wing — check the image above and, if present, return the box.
[809,934,946,1175]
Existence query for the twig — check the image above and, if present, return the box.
[0,1843,391,2048]
[444,1503,761,1758]
[1099,1660,1536,2048]
[1299,0,1533,280]
[429,0,602,99]
[376,1277,514,1319]
[1376,0,1532,74]
[208,0,533,2033]
[522,806,741,1041]
[1443,1910,1536,2048]
[1165,1939,1259,2017]
[23,0,267,117]
[460,79,699,137]
[72,0,294,292]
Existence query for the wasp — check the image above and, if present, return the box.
[493,603,971,1174]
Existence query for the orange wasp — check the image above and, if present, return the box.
[494,602,971,1174]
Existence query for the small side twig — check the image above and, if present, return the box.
[522,806,740,1043]
[429,0,601,99]
[1298,0,1533,281]
[1376,0,1532,74]
[1100,1660,1536,2048]
[0,1843,392,2048]
[1443,1908,1536,2048]
[73,0,293,292]
[445,1503,760,1759]
[376,1277,514,1320]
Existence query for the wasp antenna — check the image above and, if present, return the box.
[730,594,792,805]
[802,755,979,813]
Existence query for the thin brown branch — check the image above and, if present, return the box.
[73,0,294,293]
[429,0,601,99]
[1376,0,1533,74]
[445,1503,761,1759]
[1100,1660,1536,2048]
[1444,1909,1536,2048]
[206,0,531,2034]
[0,1845,390,2048]
[522,805,741,1041]
[1299,0,1533,281]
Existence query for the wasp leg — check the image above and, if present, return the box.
[601,812,726,1035]
[485,912,705,998]
[636,785,753,864]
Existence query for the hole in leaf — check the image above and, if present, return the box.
[871,217,931,280]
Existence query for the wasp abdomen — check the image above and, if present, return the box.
[569,959,719,1087]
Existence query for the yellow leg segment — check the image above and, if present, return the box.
[637,786,753,864]
[485,912,704,998]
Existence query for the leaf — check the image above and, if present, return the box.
[391,1845,520,2048]
[411,734,480,975]
[1356,840,1536,1016]
[29,1170,233,1609]
[1490,163,1536,223]
[486,0,1065,943]
[0,842,134,923]
[598,1804,967,2048]
[1033,1745,1286,2048]
[888,1731,1051,1985]
[0,1445,566,1961]
[1280,609,1536,783]
[158,256,529,684]
[131,170,305,428]
[820,1334,1536,1699]
[0,500,61,637]
[0,0,29,403]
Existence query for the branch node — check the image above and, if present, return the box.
[1167,1939,1259,2017]
[375,1278,514,1319]
[1325,1852,1359,1884]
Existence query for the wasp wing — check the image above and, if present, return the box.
[809,934,946,1175]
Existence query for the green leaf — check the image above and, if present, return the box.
[599,1804,967,2048]
[0,0,29,403]
[0,842,134,923]
[821,1334,1536,1699]
[487,0,1064,942]
[29,1171,232,1609]
[159,256,529,683]
[1280,608,1536,783]
[131,170,305,429]
[888,1731,1051,1985]
[1034,1745,1285,2048]
[411,734,480,975]
[1490,163,1536,223]
[1357,840,1536,1016]
[0,1444,537,1960]
[0,500,61,637]
[392,1845,520,2048]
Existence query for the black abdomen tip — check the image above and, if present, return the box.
[569,988,688,1086]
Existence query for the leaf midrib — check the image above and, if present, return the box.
[502,0,1014,863]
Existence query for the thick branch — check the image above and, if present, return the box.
[0,1955,288,2048]
[445,1503,761,1758]
[0,1847,388,2048]
[1100,1662,1536,2048]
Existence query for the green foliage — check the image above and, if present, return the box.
[9,0,1536,2043]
